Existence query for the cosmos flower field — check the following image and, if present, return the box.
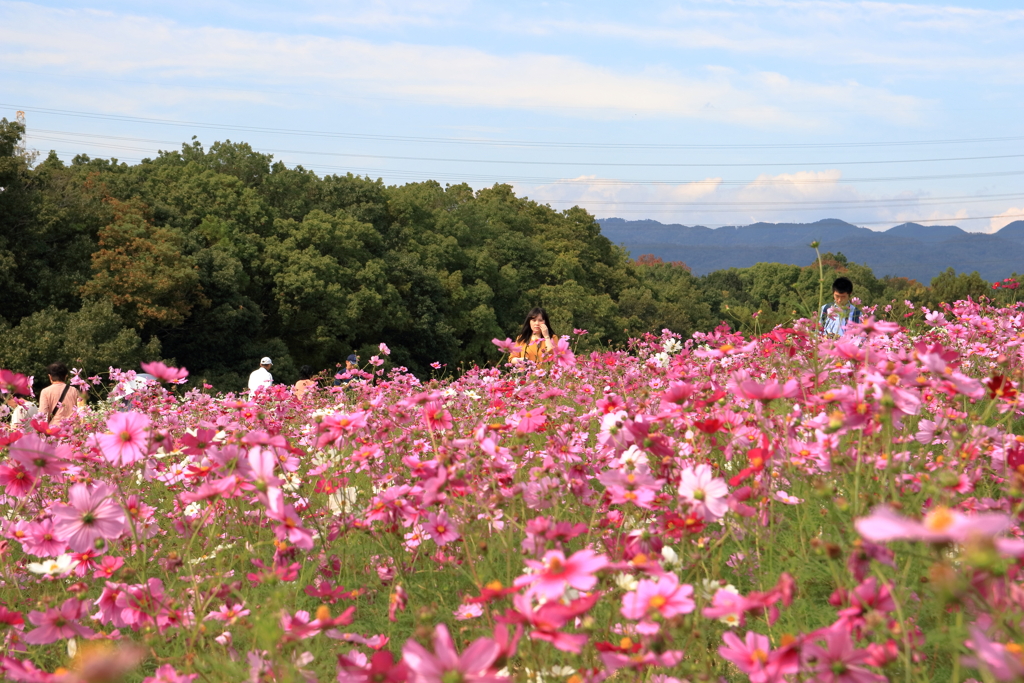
[1,298,1023,683]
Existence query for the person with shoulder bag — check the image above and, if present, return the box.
[37,362,83,424]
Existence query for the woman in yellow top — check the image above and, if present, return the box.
[510,308,555,364]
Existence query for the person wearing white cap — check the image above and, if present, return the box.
[248,357,274,392]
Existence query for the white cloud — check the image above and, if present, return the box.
[990,207,1024,234]
[514,2,1024,80]
[0,2,923,126]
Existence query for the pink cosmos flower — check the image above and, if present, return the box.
[51,482,126,552]
[719,630,798,683]
[855,505,1010,544]
[9,433,64,478]
[23,597,95,644]
[422,403,453,431]
[246,446,282,492]
[93,555,125,579]
[206,603,250,624]
[379,343,391,355]
[0,369,30,395]
[621,574,696,634]
[0,462,35,497]
[338,651,409,683]
[552,336,576,367]
[264,488,314,550]
[515,406,547,434]
[678,463,729,520]
[514,549,608,600]
[143,664,199,683]
[402,623,503,683]
[736,378,800,402]
[424,511,460,545]
[506,591,599,653]
[140,361,189,383]
[97,412,152,466]
[702,586,748,626]
[963,625,1024,681]
[491,338,518,354]
[802,625,885,683]
[21,518,67,557]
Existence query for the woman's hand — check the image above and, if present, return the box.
[540,322,550,339]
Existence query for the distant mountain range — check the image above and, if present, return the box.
[596,218,1024,283]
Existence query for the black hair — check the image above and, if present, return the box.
[832,277,854,294]
[299,365,314,380]
[47,362,68,381]
[515,307,555,343]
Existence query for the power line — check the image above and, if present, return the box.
[28,141,1024,188]
[26,129,1024,168]
[8,102,1024,151]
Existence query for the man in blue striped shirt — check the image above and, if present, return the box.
[819,277,861,336]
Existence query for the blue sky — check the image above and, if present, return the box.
[2,0,1023,232]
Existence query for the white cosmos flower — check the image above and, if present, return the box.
[27,554,79,576]
[614,573,639,591]
[660,546,682,570]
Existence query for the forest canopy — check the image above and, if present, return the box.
[0,119,1011,391]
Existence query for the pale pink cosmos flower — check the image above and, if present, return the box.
[424,511,460,545]
[855,505,1010,545]
[52,482,126,552]
[9,433,64,478]
[23,597,95,644]
[491,338,518,354]
[402,623,503,683]
[140,361,189,383]
[205,603,250,624]
[514,548,608,600]
[736,378,800,402]
[620,574,696,634]
[719,630,799,683]
[97,412,152,466]
[963,625,1024,681]
[379,343,391,355]
[454,603,483,621]
[678,463,729,520]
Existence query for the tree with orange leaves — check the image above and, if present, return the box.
[81,198,207,331]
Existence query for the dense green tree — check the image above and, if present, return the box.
[928,268,990,307]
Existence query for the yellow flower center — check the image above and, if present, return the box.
[924,507,955,532]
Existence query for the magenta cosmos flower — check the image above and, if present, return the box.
[24,597,95,644]
[514,548,608,600]
[803,625,885,683]
[97,412,152,466]
[402,623,503,683]
[51,482,126,552]
[855,505,1010,545]
[678,463,729,520]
